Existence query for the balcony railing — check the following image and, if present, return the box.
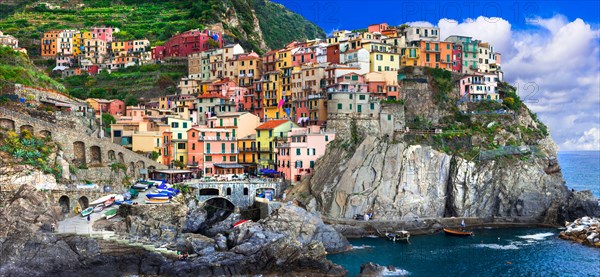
[198,136,237,141]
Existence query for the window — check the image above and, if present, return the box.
[222,156,226,162]
[192,143,195,150]
[351,75,358,81]
[243,187,248,195]
[296,148,301,155]
[357,104,362,113]
[171,122,178,128]
[177,143,186,149]
[233,118,237,126]
[219,119,223,126]
[206,156,212,161]
[207,143,211,153]
[177,133,182,140]
[268,130,273,137]
[310,161,315,168]
[325,135,329,142]
[337,103,342,110]
[231,143,235,153]
[387,114,392,121]
[221,143,225,153]
[183,122,188,129]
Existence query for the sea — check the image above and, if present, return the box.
[328,151,600,276]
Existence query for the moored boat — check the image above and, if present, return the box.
[104,197,115,207]
[93,204,104,212]
[81,207,93,217]
[104,209,117,219]
[386,230,410,242]
[443,228,473,236]
[90,194,117,206]
[233,219,251,228]
[146,193,171,200]
[145,199,170,204]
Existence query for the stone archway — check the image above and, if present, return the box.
[136,161,145,170]
[78,196,89,209]
[19,124,34,134]
[39,130,52,138]
[0,118,15,131]
[90,145,102,164]
[108,150,115,161]
[199,188,220,196]
[128,162,135,175]
[58,195,70,214]
[118,152,124,163]
[73,141,86,165]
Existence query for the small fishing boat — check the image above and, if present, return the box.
[145,199,170,204]
[128,188,139,199]
[80,207,94,217]
[104,209,117,219]
[123,200,133,205]
[93,204,104,212]
[233,219,251,228]
[146,193,171,200]
[104,197,115,207]
[443,228,473,236]
[132,183,149,190]
[386,230,410,242]
[89,194,117,206]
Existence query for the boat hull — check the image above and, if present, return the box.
[145,199,170,204]
[443,228,473,236]
[81,207,93,217]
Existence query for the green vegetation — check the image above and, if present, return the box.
[63,64,186,101]
[426,67,453,104]
[0,129,62,179]
[110,162,127,173]
[0,0,325,55]
[499,81,522,111]
[0,46,65,92]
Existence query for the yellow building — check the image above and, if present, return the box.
[167,117,193,165]
[367,45,400,72]
[401,47,420,66]
[234,52,262,87]
[259,71,284,119]
[111,41,127,56]
[238,134,257,163]
[255,119,297,170]
[276,47,293,71]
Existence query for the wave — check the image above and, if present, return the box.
[517,232,554,240]
[353,245,374,250]
[474,243,519,250]
[382,267,410,276]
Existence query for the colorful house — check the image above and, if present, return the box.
[413,40,453,70]
[167,117,194,165]
[458,73,500,102]
[187,127,241,176]
[276,125,335,183]
[42,30,61,57]
[237,134,257,173]
[255,119,298,170]
[206,112,260,139]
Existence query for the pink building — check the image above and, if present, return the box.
[452,44,463,73]
[187,127,242,176]
[276,125,335,183]
[368,23,389,33]
[91,27,114,42]
[152,29,223,60]
[107,99,125,116]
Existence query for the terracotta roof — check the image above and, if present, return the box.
[197,93,227,99]
[256,119,290,130]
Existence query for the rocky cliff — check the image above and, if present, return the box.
[291,70,599,226]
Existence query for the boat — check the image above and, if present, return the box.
[80,207,94,217]
[233,219,251,228]
[123,200,133,205]
[93,204,104,212]
[132,183,150,190]
[145,199,170,204]
[443,228,474,236]
[104,209,118,219]
[146,193,171,200]
[128,188,139,199]
[386,230,410,242]
[104,197,115,207]
[89,194,117,206]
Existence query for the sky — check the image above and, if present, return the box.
[273,0,600,151]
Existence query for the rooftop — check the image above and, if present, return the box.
[256,119,290,130]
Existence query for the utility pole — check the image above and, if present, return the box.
[98,104,104,139]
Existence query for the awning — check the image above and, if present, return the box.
[213,163,244,169]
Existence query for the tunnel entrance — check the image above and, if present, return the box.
[198,197,235,235]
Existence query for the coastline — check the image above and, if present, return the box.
[322,216,560,238]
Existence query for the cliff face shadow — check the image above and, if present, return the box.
[197,198,235,235]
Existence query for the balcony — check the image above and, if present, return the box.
[302,86,312,91]
[199,136,237,141]
[308,94,324,100]
[441,59,452,64]
[425,48,440,53]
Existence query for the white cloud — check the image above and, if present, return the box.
[561,128,600,151]
[434,15,600,151]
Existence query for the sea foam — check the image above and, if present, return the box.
[353,245,374,250]
[474,243,519,250]
[382,267,410,276]
[517,232,554,240]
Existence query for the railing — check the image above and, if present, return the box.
[198,136,237,141]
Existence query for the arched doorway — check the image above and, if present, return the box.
[39,130,52,138]
[128,162,135,175]
[118,152,124,163]
[19,124,34,134]
[199,188,220,196]
[73,141,86,165]
[108,150,115,161]
[58,195,70,214]
[0,118,15,131]
[78,196,89,209]
[90,146,102,164]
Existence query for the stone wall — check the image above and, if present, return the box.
[0,107,166,180]
[327,103,405,140]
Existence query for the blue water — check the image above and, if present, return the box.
[558,151,600,197]
[329,228,600,276]
[329,152,600,276]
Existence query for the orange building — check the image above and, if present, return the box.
[414,41,453,70]
[42,30,61,57]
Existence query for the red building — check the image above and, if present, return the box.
[152,29,223,60]
[107,99,126,116]
[452,44,463,73]
[86,65,100,75]
[326,44,340,65]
